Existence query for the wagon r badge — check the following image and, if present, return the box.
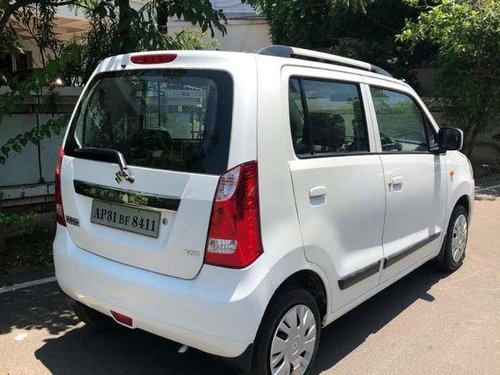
[115,151,135,183]
[115,170,133,184]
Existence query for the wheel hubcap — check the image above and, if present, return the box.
[451,214,468,262]
[270,304,317,375]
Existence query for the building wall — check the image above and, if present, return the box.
[168,19,271,52]
[0,87,80,208]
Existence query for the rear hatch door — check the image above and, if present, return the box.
[61,67,233,279]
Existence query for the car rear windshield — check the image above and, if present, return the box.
[66,69,233,175]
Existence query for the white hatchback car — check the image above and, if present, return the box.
[53,45,474,375]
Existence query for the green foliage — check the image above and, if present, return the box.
[399,0,500,156]
[63,0,221,83]
[246,0,375,48]
[0,212,36,230]
[330,38,420,88]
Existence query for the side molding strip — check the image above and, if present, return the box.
[338,261,381,290]
[383,232,441,269]
[73,180,180,211]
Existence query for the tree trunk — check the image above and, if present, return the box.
[0,3,14,34]
[461,119,475,156]
[116,0,132,54]
[466,122,481,159]
[0,231,6,254]
[157,3,169,34]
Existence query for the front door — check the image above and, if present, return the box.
[367,85,447,283]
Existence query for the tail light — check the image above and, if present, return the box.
[55,147,66,226]
[204,161,263,268]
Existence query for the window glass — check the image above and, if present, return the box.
[289,77,369,157]
[370,87,431,152]
[67,69,233,175]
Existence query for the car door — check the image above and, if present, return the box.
[366,83,447,284]
[285,67,386,310]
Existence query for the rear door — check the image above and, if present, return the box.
[285,67,386,309]
[366,84,447,283]
[60,68,235,279]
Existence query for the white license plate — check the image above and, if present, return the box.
[91,200,161,238]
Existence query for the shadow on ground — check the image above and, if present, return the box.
[312,263,446,374]
[35,325,233,375]
[0,283,79,336]
[1,264,448,374]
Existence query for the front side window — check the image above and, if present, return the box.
[66,69,233,175]
[289,77,369,157]
[370,87,435,152]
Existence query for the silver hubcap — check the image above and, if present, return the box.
[270,304,317,375]
[451,214,468,262]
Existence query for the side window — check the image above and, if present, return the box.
[289,77,369,157]
[370,87,434,152]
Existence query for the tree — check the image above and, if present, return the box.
[246,0,426,85]
[246,0,375,48]
[0,0,226,164]
[399,0,500,157]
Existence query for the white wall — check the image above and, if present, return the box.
[168,19,271,52]
[0,87,81,189]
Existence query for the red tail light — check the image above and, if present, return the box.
[130,54,177,64]
[204,161,263,268]
[55,147,66,226]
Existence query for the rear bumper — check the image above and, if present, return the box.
[53,225,271,358]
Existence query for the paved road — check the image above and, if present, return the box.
[1,197,499,375]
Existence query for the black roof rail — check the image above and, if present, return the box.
[257,45,393,78]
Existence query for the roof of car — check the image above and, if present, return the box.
[99,47,408,87]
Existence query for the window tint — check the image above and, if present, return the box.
[67,69,233,175]
[370,87,433,152]
[289,77,369,157]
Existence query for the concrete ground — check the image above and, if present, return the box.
[1,194,499,375]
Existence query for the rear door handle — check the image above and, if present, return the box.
[309,186,327,198]
[391,176,404,185]
[389,176,404,192]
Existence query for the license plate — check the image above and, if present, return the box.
[91,200,161,238]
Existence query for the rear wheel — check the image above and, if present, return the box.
[250,289,321,375]
[434,205,469,271]
[70,300,115,331]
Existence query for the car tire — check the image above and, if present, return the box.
[250,288,321,375]
[70,300,115,331]
[434,205,469,272]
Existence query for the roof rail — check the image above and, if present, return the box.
[257,45,393,78]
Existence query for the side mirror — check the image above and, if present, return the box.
[437,127,463,151]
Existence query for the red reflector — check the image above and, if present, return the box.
[110,310,133,327]
[130,54,177,64]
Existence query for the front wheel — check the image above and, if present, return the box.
[250,289,321,375]
[434,205,469,271]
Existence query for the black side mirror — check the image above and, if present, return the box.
[437,127,463,151]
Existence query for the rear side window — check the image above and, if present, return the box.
[66,69,233,175]
[289,77,369,157]
[370,87,434,153]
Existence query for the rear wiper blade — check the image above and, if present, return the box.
[73,147,135,183]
